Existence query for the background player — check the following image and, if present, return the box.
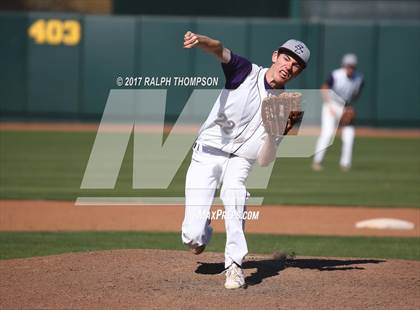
[181,31,310,289]
[312,53,364,171]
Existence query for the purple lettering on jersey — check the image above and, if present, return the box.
[221,52,252,89]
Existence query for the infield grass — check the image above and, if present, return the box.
[0,231,418,261]
[0,130,419,207]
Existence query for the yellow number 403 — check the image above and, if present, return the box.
[28,19,81,46]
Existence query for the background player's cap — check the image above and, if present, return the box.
[342,53,358,66]
[277,39,310,69]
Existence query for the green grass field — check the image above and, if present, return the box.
[0,130,419,207]
[0,231,418,261]
[1,130,419,261]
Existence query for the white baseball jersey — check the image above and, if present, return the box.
[328,68,364,104]
[196,53,277,160]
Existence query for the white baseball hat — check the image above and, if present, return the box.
[342,53,358,66]
[277,39,310,69]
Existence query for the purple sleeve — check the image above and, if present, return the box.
[326,74,334,88]
[221,52,252,89]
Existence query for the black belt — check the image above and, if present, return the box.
[193,142,237,158]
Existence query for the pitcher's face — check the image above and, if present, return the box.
[270,52,302,86]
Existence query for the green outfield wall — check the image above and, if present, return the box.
[0,12,419,126]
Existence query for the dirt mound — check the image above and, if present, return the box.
[0,249,419,309]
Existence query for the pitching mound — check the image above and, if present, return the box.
[0,249,419,309]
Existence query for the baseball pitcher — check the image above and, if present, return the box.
[182,31,310,289]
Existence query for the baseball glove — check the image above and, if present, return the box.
[261,92,303,138]
[340,106,355,126]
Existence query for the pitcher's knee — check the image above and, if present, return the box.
[220,185,246,207]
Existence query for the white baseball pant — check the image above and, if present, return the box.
[313,102,355,168]
[182,145,253,268]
